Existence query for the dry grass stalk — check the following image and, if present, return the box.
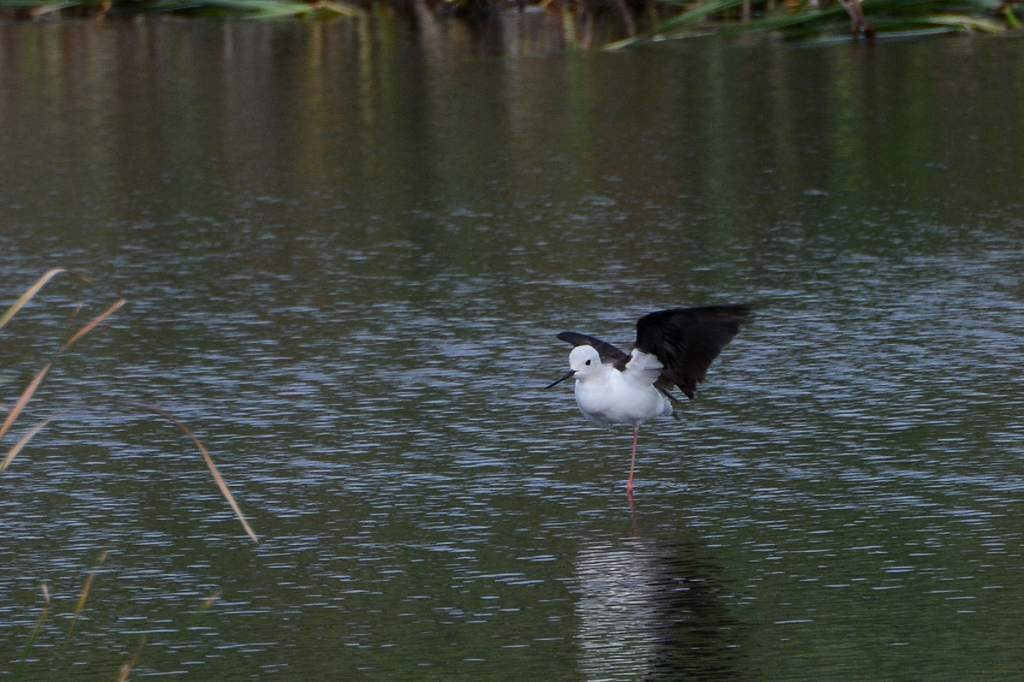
[69,550,109,636]
[0,295,124,451]
[62,299,126,352]
[0,416,56,474]
[1,288,123,444]
[0,268,65,331]
[16,583,53,667]
[200,589,223,611]
[138,404,258,543]
[115,636,147,682]
[0,363,52,442]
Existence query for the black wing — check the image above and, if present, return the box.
[635,304,751,400]
[556,331,630,369]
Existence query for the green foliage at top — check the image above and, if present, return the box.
[1,0,1020,43]
[609,0,1019,47]
[1,0,364,20]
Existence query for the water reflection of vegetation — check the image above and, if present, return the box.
[3,0,1020,46]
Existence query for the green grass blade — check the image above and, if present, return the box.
[607,0,759,48]
[1006,5,1022,28]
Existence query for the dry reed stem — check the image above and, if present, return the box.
[115,636,147,682]
[62,299,126,352]
[69,550,109,636]
[74,572,97,618]
[200,589,223,610]
[68,302,85,323]
[137,404,258,543]
[0,416,56,474]
[0,363,52,442]
[0,268,65,331]
[1,296,123,446]
[17,585,52,667]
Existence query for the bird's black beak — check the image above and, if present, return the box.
[545,369,575,389]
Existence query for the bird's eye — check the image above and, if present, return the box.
[585,359,592,366]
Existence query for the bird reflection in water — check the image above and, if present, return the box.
[574,535,740,680]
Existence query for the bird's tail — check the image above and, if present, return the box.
[658,387,685,420]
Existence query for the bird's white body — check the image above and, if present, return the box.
[568,346,672,427]
[574,372,671,426]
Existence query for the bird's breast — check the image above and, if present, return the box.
[574,373,670,426]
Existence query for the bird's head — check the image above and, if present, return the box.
[546,345,601,388]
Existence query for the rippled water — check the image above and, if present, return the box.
[1,18,1023,680]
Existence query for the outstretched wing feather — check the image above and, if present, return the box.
[556,331,630,369]
[635,304,751,400]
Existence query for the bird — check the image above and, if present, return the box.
[546,304,751,498]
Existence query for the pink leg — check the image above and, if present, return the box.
[626,425,639,498]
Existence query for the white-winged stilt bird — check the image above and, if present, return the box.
[546,304,751,498]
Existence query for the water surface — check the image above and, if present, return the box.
[1,19,1023,680]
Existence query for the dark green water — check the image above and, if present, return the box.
[1,17,1022,680]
